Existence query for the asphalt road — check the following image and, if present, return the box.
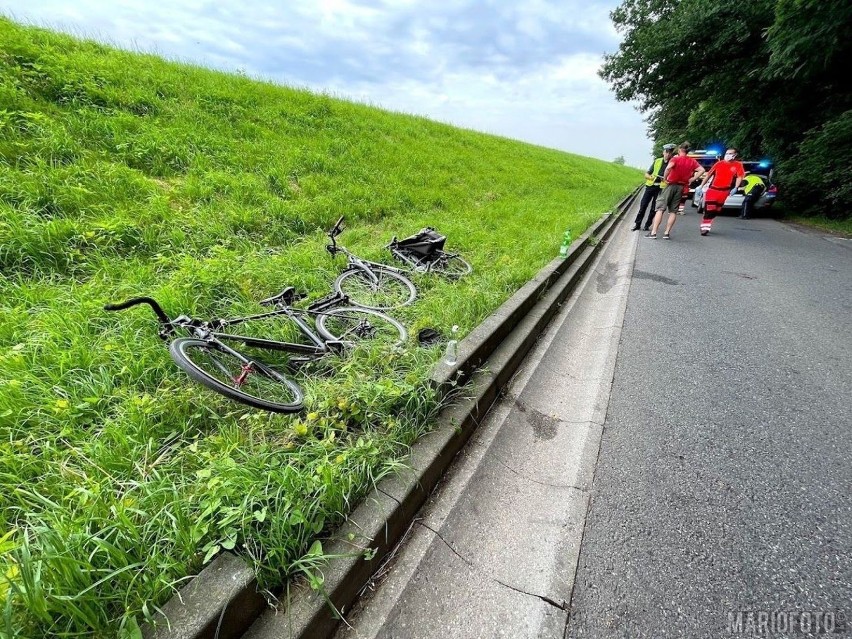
[565,214,852,638]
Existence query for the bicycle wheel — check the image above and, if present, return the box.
[169,338,304,413]
[334,267,417,310]
[427,253,472,278]
[316,307,407,348]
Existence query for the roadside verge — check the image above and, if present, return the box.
[142,187,640,639]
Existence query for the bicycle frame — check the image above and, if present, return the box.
[386,244,466,273]
[201,305,335,360]
[388,245,455,274]
[103,291,394,413]
[104,295,345,362]
[327,217,404,284]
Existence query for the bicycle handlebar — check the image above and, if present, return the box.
[104,297,171,324]
[328,215,345,238]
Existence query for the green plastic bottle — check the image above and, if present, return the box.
[559,230,572,257]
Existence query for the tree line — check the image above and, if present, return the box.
[600,0,851,219]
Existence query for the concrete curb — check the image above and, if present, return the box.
[142,553,266,639]
[430,188,637,394]
[142,187,640,639]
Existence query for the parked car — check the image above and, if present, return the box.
[686,150,721,199]
[692,161,778,213]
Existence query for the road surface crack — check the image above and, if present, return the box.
[493,578,568,611]
[418,521,474,567]
[492,454,589,492]
[417,522,568,611]
[377,486,402,506]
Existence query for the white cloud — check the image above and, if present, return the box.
[0,0,651,167]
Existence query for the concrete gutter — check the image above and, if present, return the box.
[142,187,640,639]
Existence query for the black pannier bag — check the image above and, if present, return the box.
[397,227,446,258]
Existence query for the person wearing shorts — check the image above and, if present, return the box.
[647,142,705,239]
[632,144,675,231]
[698,147,745,235]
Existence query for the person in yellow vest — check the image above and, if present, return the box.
[739,172,767,219]
[632,144,675,231]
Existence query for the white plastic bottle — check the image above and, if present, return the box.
[444,325,459,365]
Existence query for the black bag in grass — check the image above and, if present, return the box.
[417,327,442,346]
[397,227,446,259]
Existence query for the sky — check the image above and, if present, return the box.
[0,0,652,168]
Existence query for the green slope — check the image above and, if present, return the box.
[0,17,640,637]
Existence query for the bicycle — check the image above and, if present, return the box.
[326,216,417,310]
[388,227,472,279]
[104,288,407,413]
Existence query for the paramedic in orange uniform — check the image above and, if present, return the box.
[698,147,745,236]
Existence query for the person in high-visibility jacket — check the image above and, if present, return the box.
[632,144,675,231]
[739,173,767,219]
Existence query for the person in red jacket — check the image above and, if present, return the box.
[647,142,705,239]
[698,147,745,235]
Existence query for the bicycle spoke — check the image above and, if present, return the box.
[335,321,367,340]
[173,341,302,410]
[336,269,415,309]
[431,254,472,278]
[317,307,407,347]
[193,348,243,386]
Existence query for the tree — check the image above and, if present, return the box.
[599,0,852,218]
[763,0,852,218]
[600,0,776,157]
[613,156,626,165]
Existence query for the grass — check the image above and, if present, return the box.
[780,213,852,236]
[0,17,641,638]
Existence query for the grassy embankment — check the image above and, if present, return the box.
[0,17,641,638]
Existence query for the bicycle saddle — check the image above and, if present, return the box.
[259,286,304,307]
